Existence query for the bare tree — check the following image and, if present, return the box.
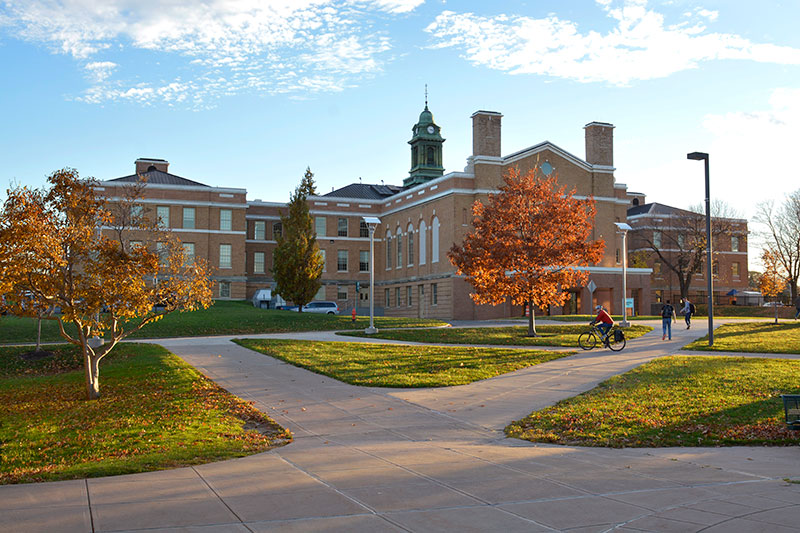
[755,190,800,302]
[639,205,736,300]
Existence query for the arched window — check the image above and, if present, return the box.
[385,230,392,269]
[407,224,414,265]
[396,228,403,268]
[411,146,418,167]
[419,220,427,265]
[426,146,435,166]
[431,216,440,263]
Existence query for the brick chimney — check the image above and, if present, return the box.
[584,122,614,166]
[135,158,169,174]
[471,111,502,157]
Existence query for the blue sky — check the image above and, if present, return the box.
[1,0,799,232]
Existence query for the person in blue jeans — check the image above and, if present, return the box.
[661,300,677,340]
[795,296,800,319]
[592,305,614,339]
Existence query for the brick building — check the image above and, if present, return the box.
[101,106,654,320]
[625,199,749,310]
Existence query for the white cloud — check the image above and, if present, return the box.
[425,0,800,85]
[84,61,117,83]
[701,88,800,212]
[0,0,422,105]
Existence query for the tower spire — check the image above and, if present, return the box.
[424,84,428,109]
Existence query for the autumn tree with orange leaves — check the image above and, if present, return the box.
[0,169,213,400]
[449,167,605,336]
[759,249,784,324]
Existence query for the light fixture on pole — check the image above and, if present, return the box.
[614,222,632,327]
[687,151,713,346]
[362,216,381,334]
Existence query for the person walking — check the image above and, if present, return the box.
[680,297,693,329]
[661,299,677,340]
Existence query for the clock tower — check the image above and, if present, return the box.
[405,100,445,188]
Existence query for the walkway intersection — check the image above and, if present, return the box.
[3,320,799,532]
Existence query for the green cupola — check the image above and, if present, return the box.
[405,100,445,188]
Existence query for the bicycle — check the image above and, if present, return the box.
[578,323,626,351]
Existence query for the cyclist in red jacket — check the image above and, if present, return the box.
[591,304,614,339]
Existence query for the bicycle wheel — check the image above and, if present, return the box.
[607,333,626,351]
[578,331,597,350]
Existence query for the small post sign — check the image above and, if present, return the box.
[625,298,634,309]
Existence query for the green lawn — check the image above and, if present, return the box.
[506,356,800,447]
[235,338,574,387]
[339,324,652,347]
[0,343,290,484]
[0,300,449,344]
[683,322,800,354]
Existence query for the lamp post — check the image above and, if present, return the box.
[687,151,713,346]
[362,216,381,334]
[614,222,632,327]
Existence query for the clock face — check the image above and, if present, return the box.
[427,125,435,134]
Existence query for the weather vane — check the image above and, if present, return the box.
[425,84,428,108]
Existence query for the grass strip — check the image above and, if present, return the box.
[0,300,449,344]
[339,324,652,347]
[235,338,573,387]
[506,355,800,447]
[683,322,800,354]
[0,343,290,484]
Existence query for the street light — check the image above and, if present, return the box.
[687,151,713,346]
[362,216,381,334]
[614,222,632,327]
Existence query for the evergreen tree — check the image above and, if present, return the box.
[272,168,323,311]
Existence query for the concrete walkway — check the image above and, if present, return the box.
[4,322,800,532]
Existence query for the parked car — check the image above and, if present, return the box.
[762,302,786,307]
[299,301,340,315]
[275,305,298,311]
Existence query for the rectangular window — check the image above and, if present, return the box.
[697,262,703,277]
[314,286,326,300]
[182,242,195,265]
[432,283,438,305]
[337,286,347,300]
[732,262,740,279]
[131,204,143,220]
[359,250,369,272]
[156,242,167,266]
[397,233,402,268]
[220,209,232,231]
[655,290,663,303]
[219,244,232,269]
[677,233,685,248]
[157,206,170,228]
[254,252,265,274]
[360,221,369,238]
[407,286,412,307]
[254,220,265,240]
[615,248,620,264]
[129,240,143,250]
[319,249,326,272]
[384,288,390,307]
[337,250,348,272]
[182,207,195,229]
[653,230,662,248]
[386,235,392,269]
[712,260,719,276]
[338,217,348,237]
[219,281,230,298]
[272,221,282,239]
[408,231,414,265]
[731,236,739,252]
[395,287,401,307]
[315,217,326,237]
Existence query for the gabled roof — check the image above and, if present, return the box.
[106,169,210,187]
[627,202,696,218]
[323,183,402,200]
